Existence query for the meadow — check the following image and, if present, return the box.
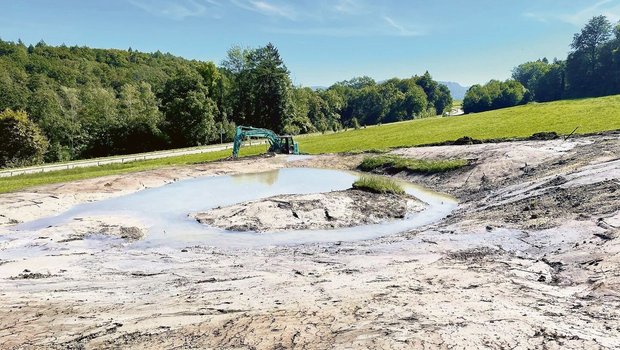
[2,94,619,193]
[296,94,620,154]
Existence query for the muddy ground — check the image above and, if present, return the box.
[1,133,619,349]
[193,189,425,232]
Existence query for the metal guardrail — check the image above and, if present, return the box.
[0,140,267,178]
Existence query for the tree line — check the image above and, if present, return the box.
[463,15,620,114]
[0,39,452,168]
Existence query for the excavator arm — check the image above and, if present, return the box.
[232,126,282,158]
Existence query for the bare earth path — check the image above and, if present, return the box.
[0,134,619,349]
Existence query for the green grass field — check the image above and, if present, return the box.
[2,95,620,193]
[297,95,620,154]
[0,146,265,193]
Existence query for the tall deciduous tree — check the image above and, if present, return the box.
[78,87,119,156]
[118,82,163,153]
[160,69,217,147]
[571,15,612,62]
[223,43,293,133]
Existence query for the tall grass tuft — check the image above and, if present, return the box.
[352,175,405,195]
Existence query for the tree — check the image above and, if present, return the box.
[160,69,217,147]
[413,71,452,115]
[246,43,293,131]
[463,80,526,113]
[340,76,376,89]
[222,43,293,132]
[571,15,612,62]
[117,82,163,153]
[222,46,253,126]
[512,59,565,102]
[435,84,453,115]
[349,86,385,125]
[0,62,29,111]
[463,84,491,113]
[78,87,119,157]
[0,109,49,168]
[26,85,75,161]
[52,87,83,159]
[512,60,550,92]
[534,61,565,102]
[566,16,614,97]
[287,87,315,135]
[496,80,526,108]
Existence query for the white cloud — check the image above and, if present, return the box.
[525,0,620,26]
[230,0,297,20]
[129,0,214,20]
[383,16,422,37]
[265,19,424,38]
[129,0,426,37]
[333,0,367,15]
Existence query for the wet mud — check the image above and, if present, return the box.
[1,133,619,349]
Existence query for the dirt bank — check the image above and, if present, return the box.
[193,189,426,232]
[1,133,619,349]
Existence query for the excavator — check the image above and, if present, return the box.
[232,126,299,158]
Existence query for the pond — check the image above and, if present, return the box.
[14,168,457,248]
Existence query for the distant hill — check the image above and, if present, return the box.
[439,81,469,100]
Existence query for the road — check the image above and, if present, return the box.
[0,140,266,178]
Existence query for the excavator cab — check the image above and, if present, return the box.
[279,136,298,155]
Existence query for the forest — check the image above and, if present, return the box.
[0,40,451,168]
[463,15,620,113]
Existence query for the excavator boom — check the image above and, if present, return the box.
[232,126,299,158]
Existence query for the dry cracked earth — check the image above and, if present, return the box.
[0,133,619,349]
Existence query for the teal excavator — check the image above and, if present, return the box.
[232,126,299,158]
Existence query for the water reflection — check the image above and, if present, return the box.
[232,169,279,186]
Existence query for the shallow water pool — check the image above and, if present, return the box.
[15,168,457,248]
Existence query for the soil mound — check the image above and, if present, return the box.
[193,189,426,232]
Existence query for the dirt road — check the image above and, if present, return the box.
[0,133,619,349]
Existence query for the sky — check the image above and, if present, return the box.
[1,0,620,87]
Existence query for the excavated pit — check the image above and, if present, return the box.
[10,168,455,248]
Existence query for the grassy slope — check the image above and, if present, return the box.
[2,95,620,193]
[297,95,620,154]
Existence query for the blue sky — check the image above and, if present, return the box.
[1,0,619,87]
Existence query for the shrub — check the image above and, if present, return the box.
[0,109,49,168]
